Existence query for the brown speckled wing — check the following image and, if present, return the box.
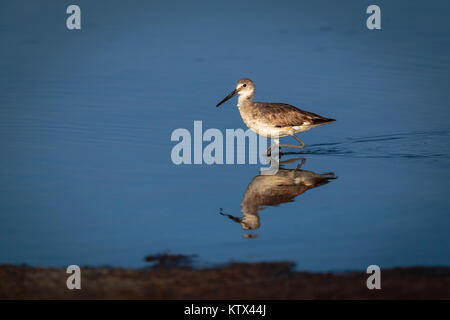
[251,103,334,128]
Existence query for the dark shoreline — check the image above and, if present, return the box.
[1,261,449,299]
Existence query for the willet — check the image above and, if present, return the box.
[216,78,335,154]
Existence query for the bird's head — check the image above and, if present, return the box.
[216,78,255,107]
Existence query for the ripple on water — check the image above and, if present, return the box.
[284,130,450,160]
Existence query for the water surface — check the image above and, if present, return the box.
[1,0,450,271]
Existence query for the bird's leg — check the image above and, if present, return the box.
[277,135,306,152]
[265,138,280,157]
[279,157,306,167]
[280,158,306,167]
[279,144,304,151]
[295,158,306,171]
[265,144,275,156]
[292,134,306,149]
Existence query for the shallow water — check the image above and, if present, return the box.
[1,0,450,271]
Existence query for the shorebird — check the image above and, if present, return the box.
[220,158,336,232]
[216,78,335,154]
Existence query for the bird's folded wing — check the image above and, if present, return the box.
[252,103,331,128]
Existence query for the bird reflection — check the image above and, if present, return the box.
[220,158,336,237]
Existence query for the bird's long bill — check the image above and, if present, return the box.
[216,89,237,107]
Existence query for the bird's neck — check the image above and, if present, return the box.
[237,94,254,109]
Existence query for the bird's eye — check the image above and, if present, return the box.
[243,84,247,87]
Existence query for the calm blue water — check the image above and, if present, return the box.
[1,0,449,271]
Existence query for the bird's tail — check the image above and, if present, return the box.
[313,117,335,124]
